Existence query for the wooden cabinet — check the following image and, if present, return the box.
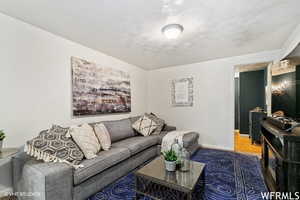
[261,118,300,192]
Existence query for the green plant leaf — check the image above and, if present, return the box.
[163,149,178,161]
[0,130,6,140]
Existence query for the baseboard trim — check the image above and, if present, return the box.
[200,144,233,151]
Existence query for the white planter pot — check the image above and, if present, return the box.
[0,140,3,152]
[165,160,176,172]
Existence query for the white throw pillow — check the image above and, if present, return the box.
[94,123,111,151]
[132,115,158,136]
[68,123,101,159]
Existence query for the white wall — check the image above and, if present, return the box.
[148,50,281,150]
[280,23,300,60]
[0,8,299,197]
[0,11,298,151]
[0,13,148,147]
[289,44,300,57]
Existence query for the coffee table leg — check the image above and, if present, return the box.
[135,192,141,200]
[187,192,192,200]
[200,167,205,200]
[135,175,141,200]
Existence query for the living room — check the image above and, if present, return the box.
[0,1,300,200]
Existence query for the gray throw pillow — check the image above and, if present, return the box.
[145,113,165,135]
[26,125,84,168]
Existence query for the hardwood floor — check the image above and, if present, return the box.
[234,130,261,156]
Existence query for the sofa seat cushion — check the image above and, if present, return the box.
[112,136,158,156]
[74,147,130,185]
[157,131,199,148]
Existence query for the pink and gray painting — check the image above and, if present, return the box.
[72,57,131,116]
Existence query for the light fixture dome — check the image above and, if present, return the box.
[162,24,184,39]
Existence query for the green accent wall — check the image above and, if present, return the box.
[239,70,265,134]
[235,77,239,130]
[296,65,300,119]
[272,71,296,118]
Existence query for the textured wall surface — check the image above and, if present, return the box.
[0,13,148,148]
[148,50,281,150]
[0,1,299,69]
[272,72,297,118]
[281,23,300,59]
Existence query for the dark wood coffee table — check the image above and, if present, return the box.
[134,156,205,200]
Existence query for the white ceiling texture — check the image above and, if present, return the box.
[0,0,300,70]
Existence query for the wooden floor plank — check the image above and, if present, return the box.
[234,130,261,156]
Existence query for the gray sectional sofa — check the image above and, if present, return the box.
[12,117,199,200]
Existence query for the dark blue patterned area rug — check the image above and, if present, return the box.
[88,149,268,200]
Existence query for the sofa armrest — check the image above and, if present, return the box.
[163,125,176,132]
[12,146,29,191]
[13,151,73,200]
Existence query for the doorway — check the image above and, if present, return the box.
[234,62,270,155]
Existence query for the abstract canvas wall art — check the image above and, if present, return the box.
[71,57,131,116]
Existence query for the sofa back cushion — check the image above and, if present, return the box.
[129,116,141,124]
[102,118,135,142]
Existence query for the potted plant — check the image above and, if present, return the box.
[0,130,5,152]
[163,149,178,172]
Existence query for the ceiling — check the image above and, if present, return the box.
[289,43,300,57]
[0,0,300,70]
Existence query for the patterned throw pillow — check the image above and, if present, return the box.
[25,125,84,168]
[94,123,111,151]
[145,113,165,135]
[68,123,101,159]
[132,115,158,136]
[129,116,142,135]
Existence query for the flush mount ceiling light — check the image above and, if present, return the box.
[162,24,184,39]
